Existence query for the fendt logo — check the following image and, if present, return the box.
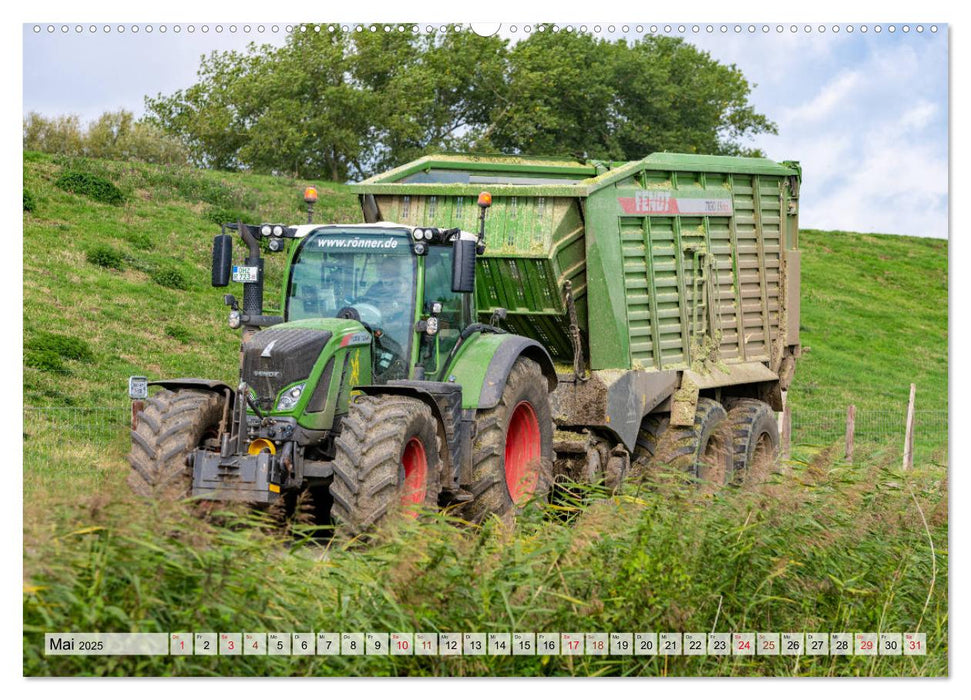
[617,190,734,216]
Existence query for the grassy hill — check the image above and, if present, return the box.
[23,150,947,412]
[22,153,948,677]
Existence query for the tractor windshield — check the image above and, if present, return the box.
[286,230,416,380]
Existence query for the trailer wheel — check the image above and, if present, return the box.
[330,395,442,535]
[653,398,733,489]
[466,357,553,522]
[128,389,225,499]
[726,399,780,486]
[631,414,669,476]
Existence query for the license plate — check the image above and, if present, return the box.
[232,265,259,283]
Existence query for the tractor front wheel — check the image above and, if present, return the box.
[127,389,225,499]
[330,395,442,535]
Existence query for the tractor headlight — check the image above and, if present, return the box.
[423,228,433,241]
[228,309,241,329]
[260,224,272,237]
[425,316,439,335]
[275,384,305,411]
[272,225,284,237]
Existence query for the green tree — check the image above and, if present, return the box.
[482,29,623,159]
[356,27,507,172]
[145,46,271,171]
[482,29,775,159]
[144,26,775,178]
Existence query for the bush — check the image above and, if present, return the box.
[164,324,192,343]
[24,111,188,165]
[86,245,125,270]
[151,266,188,290]
[24,348,67,374]
[23,188,35,212]
[28,332,95,363]
[123,231,154,251]
[54,170,124,205]
[205,205,255,226]
[23,112,84,157]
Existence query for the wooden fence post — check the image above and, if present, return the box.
[903,384,916,470]
[780,403,792,460]
[131,400,143,431]
[845,404,856,463]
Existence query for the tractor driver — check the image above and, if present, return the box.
[356,254,414,379]
[360,255,411,318]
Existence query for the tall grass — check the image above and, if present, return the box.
[24,447,947,677]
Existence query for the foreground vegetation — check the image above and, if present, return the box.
[24,445,947,677]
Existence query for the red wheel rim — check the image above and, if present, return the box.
[401,437,427,515]
[505,401,541,504]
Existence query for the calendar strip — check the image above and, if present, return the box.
[45,632,927,657]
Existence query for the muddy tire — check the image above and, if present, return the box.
[330,395,442,535]
[653,398,733,488]
[634,414,669,462]
[465,357,553,522]
[631,414,669,476]
[128,389,225,499]
[726,399,780,486]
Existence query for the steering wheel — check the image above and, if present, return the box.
[336,302,383,328]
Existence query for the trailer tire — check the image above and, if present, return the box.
[128,389,225,499]
[330,395,442,536]
[653,398,733,488]
[726,399,780,486]
[466,357,553,522]
[631,414,669,476]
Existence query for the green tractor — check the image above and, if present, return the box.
[128,190,557,532]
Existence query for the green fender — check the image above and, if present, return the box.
[446,333,557,410]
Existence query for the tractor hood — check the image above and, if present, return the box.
[241,318,368,412]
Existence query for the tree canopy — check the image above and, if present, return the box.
[145,26,776,181]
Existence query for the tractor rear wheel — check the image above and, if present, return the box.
[330,395,442,535]
[725,399,780,486]
[466,357,553,522]
[128,389,225,499]
[653,398,733,489]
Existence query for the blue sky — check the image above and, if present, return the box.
[22,21,949,238]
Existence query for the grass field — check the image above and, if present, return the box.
[22,153,948,676]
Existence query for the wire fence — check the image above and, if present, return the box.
[22,404,949,469]
[789,408,948,466]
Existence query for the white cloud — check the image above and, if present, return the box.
[782,71,863,125]
[733,34,948,238]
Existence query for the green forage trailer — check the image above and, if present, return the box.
[129,153,801,531]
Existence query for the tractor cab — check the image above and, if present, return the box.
[284,224,476,383]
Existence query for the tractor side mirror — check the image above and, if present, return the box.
[211,234,233,287]
[452,237,476,294]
